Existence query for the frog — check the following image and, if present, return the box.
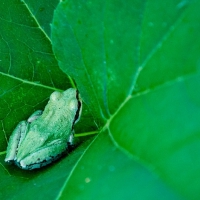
[5,88,82,170]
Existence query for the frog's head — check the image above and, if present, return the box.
[49,88,82,125]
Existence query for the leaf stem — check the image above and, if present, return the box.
[74,131,98,137]
[0,151,6,155]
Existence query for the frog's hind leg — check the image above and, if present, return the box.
[27,110,43,123]
[16,139,68,170]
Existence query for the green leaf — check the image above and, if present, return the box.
[20,0,59,37]
[51,0,200,199]
[57,130,182,200]
[1,0,200,199]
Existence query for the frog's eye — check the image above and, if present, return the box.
[50,91,62,101]
[68,99,77,110]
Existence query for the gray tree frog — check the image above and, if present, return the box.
[5,88,82,170]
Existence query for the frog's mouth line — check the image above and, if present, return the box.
[73,90,82,126]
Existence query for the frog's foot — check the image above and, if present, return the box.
[67,134,74,151]
[67,134,80,152]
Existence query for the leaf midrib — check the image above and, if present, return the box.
[22,0,51,43]
[105,1,194,130]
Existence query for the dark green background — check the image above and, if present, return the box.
[0,0,200,199]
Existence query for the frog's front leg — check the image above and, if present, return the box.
[5,121,28,163]
[27,110,43,123]
[17,111,43,151]
[67,131,80,152]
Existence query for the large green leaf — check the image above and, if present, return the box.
[52,0,200,199]
[1,0,200,199]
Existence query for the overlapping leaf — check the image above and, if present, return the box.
[52,0,200,199]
